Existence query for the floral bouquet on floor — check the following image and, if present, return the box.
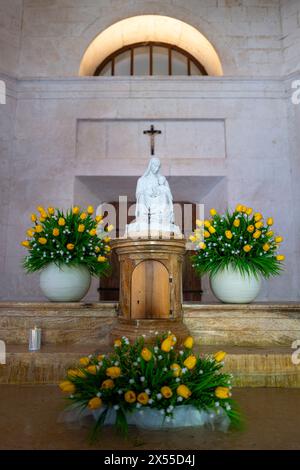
[59,333,241,438]
[21,205,113,301]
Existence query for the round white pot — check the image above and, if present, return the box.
[39,263,91,302]
[210,264,261,304]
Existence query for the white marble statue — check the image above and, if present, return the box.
[126,157,182,237]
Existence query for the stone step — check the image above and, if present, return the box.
[1,344,299,388]
[1,302,300,347]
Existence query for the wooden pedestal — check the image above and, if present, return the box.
[110,238,189,343]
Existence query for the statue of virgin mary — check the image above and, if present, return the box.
[126,157,181,237]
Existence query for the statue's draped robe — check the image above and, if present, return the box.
[135,172,174,224]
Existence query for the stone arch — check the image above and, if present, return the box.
[79,15,223,76]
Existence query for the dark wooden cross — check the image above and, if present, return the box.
[143,125,162,156]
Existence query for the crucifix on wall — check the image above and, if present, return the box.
[143,124,162,155]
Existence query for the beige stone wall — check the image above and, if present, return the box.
[19,0,283,77]
[281,0,300,75]
[0,0,23,76]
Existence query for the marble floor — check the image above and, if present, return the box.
[0,386,299,450]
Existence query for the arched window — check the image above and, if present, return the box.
[94,42,208,76]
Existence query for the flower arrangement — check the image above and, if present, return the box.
[189,204,284,278]
[21,205,113,276]
[59,333,240,437]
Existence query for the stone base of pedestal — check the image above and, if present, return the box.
[110,318,190,344]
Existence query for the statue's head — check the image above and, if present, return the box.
[149,157,161,175]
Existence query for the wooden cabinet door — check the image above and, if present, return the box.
[131,261,170,319]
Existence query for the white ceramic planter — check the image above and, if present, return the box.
[210,264,261,304]
[39,263,91,302]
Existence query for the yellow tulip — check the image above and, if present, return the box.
[275,236,283,243]
[106,366,121,379]
[196,219,203,227]
[101,379,114,389]
[225,230,233,239]
[177,384,192,399]
[161,386,173,398]
[103,236,111,243]
[167,334,177,346]
[183,355,197,370]
[263,243,270,252]
[104,245,111,252]
[247,225,255,233]
[246,207,253,216]
[97,256,107,263]
[255,221,263,229]
[87,205,94,215]
[170,363,182,377]
[233,219,240,228]
[78,224,85,233]
[89,229,96,236]
[53,228,59,236]
[124,390,136,403]
[95,246,100,253]
[88,397,102,410]
[215,386,230,399]
[267,231,274,237]
[114,339,122,347]
[37,206,46,214]
[26,229,35,237]
[95,215,103,223]
[106,224,114,232]
[214,351,227,362]
[243,245,252,253]
[21,240,30,248]
[189,235,197,243]
[183,336,194,349]
[66,243,74,250]
[204,220,211,228]
[58,217,65,226]
[241,205,247,213]
[141,347,152,362]
[72,206,80,215]
[35,225,43,233]
[31,213,37,222]
[210,208,217,216]
[267,217,273,226]
[198,242,206,250]
[67,369,78,378]
[235,204,243,212]
[208,225,216,234]
[86,365,97,375]
[161,338,173,352]
[97,354,105,362]
[75,369,87,378]
[38,237,47,245]
[59,381,75,394]
[253,230,261,239]
[277,254,285,261]
[79,357,90,367]
[204,230,210,238]
[254,213,262,222]
[80,213,87,220]
[39,217,46,223]
[48,207,55,215]
[137,392,149,405]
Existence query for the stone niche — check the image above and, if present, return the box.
[74,174,227,303]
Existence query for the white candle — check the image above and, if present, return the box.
[29,326,41,351]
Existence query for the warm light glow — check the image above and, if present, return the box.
[79,15,223,76]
